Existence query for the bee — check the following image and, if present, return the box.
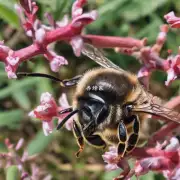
[18,43,180,160]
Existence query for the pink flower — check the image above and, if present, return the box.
[164,11,180,28]
[165,55,180,86]
[44,50,68,72]
[134,137,180,178]
[29,92,74,135]
[102,146,119,171]
[29,92,58,136]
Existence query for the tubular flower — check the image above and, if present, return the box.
[29,92,75,135]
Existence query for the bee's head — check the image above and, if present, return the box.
[77,93,109,136]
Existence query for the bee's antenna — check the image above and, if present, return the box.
[59,107,73,114]
[17,72,82,87]
[17,72,63,82]
[57,109,79,130]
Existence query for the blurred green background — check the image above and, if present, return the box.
[0,0,180,179]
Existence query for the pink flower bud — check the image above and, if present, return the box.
[102,146,119,171]
[164,11,180,28]
[50,56,68,72]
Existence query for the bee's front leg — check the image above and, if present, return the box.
[72,120,84,157]
[85,134,106,149]
[126,115,140,153]
[117,121,128,159]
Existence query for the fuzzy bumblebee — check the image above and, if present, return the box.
[18,43,180,160]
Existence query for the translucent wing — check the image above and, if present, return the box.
[132,102,180,124]
[82,43,125,73]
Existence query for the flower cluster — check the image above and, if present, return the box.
[0,138,51,180]
[0,0,98,77]
[29,92,74,136]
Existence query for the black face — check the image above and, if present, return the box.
[78,94,109,136]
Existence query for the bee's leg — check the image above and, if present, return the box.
[72,120,84,157]
[85,134,106,149]
[117,121,128,159]
[126,115,140,153]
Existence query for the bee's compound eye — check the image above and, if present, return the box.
[81,106,92,123]
[123,104,133,117]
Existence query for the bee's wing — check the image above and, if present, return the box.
[82,43,125,73]
[132,102,180,124]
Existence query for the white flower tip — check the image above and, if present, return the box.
[28,111,36,118]
[50,56,67,72]
[26,30,33,37]
[42,121,54,136]
[7,71,17,79]
[70,36,83,57]
[40,92,52,103]
[73,8,83,18]
[158,32,166,40]
[14,4,21,11]
[90,10,98,20]
[15,138,24,150]
[6,56,20,66]
[58,93,69,107]
[35,28,46,43]
[35,105,47,112]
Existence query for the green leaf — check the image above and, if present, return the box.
[0,110,24,129]
[27,130,54,156]
[102,169,121,180]
[98,0,127,16]
[0,0,20,28]
[34,63,54,98]
[6,166,20,180]
[0,78,40,99]
[9,81,31,111]
[120,0,168,21]
[135,15,162,42]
